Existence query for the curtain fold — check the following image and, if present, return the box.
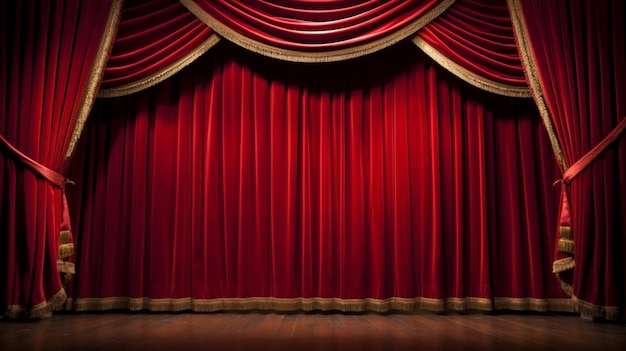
[509,0,626,320]
[0,0,119,318]
[98,0,219,98]
[67,41,570,313]
[413,0,530,98]
[181,0,454,62]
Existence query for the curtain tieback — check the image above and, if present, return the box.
[561,116,626,184]
[0,133,66,188]
[1,133,76,274]
[554,116,626,255]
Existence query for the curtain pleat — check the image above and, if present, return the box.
[67,42,570,313]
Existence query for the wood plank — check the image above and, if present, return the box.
[1,311,624,351]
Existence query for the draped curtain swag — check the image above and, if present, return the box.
[180,0,455,62]
[97,0,220,98]
[1,0,623,320]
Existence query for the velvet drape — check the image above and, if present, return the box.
[98,0,219,98]
[510,0,626,320]
[181,0,454,62]
[414,0,530,98]
[0,0,117,318]
[5,0,621,320]
[66,42,569,313]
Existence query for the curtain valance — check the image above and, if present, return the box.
[98,0,219,97]
[100,0,531,100]
[414,0,530,97]
[180,0,453,62]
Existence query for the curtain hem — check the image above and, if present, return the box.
[66,296,575,314]
[4,289,67,319]
[574,296,623,321]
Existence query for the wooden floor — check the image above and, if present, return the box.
[1,311,625,351]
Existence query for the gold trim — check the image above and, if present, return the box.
[553,257,575,273]
[507,0,567,171]
[493,297,576,312]
[60,229,72,244]
[573,295,622,321]
[412,36,532,98]
[557,239,575,254]
[57,260,76,275]
[4,289,67,319]
[559,225,573,240]
[59,243,75,259]
[97,34,221,98]
[181,0,455,63]
[71,296,575,314]
[65,0,124,159]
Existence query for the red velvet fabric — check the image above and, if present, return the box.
[99,0,215,91]
[67,42,566,310]
[417,0,527,87]
[187,0,444,51]
[0,0,114,318]
[518,0,626,319]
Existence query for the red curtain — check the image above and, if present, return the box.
[182,0,453,61]
[511,0,626,320]
[0,0,117,318]
[66,41,569,312]
[98,0,219,97]
[414,0,530,97]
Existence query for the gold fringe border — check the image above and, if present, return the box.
[4,289,67,319]
[557,239,575,254]
[558,226,574,254]
[573,295,622,321]
[181,0,455,63]
[59,243,75,259]
[553,257,575,297]
[65,0,124,159]
[97,34,221,98]
[60,229,72,244]
[559,225,573,240]
[58,260,76,275]
[507,0,567,171]
[70,296,575,314]
[412,36,532,98]
[553,257,575,273]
